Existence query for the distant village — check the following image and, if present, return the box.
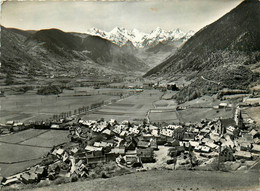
[1,102,259,187]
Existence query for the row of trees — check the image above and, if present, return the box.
[51,101,105,121]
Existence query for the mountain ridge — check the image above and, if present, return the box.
[144,0,260,103]
[86,27,194,48]
[1,27,150,85]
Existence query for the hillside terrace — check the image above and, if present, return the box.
[1,110,259,187]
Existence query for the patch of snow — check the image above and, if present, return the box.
[85,27,195,48]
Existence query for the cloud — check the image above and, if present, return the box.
[1,0,243,33]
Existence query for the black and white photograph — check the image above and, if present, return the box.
[0,0,259,190]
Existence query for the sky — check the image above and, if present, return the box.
[1,0,243,33]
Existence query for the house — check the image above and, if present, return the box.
[62,152,70,162]
[219,103,228,108]
[221,136,235,149]
[137,140,150,148]
[194,145,202,152]
[120,130,128,137]
[129,127,140,135]
[50,124,60,129]
[149,138,158,150]
[167,125,181,130]
[226,126,236,136]
[156,136,167,145]
[109,119,117,126]
[168,146,185,157]
[195,134,204,141]
[148,125,158,130]
[183,132,195,141]
[1,177,20,186]
[124,137,138,150]
[6,121,14,126]
[160,128,174,137]
[251,144,260,153]
[241,133,254,143]
[71,147,79,154]
[201,146,211,153]
[112,125,122,135]
[56,148,65,157]
[34,166,47,178]
[137,148,155,163]
[189,141,200,148]
[179,141,190,150]
[166,137,174,143]
[20,172,38,184]
[93,141,113,148]
[124,150,141,167]
[85,146,103,156]
[194,145,210,153]
[249,129,258,138]
[213,105,219,109]
[151,129,159,137]
[200,127,211,135]
[101,129,112,136]
[209,132,221,142]
[106,147,125,161]
[234,151,252,160]
[254,137,260,144]
[201,138,210,144]
[239,141,251,151]
[142,133,153,141]
[205,142,219,150]
[86,155,106,164]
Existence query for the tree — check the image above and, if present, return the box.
[5,73,14,85]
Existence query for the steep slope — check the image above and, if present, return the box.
[26,28,83,51]
[1,26,46,85]
[1,27,149,85]
[81,35,114,63]
[145,0,260,102]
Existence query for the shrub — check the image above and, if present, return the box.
[53,177,70,185]
[101,171,109,178]
[37,85,63,95]
[70,174,79,182]
[89,172,98,179]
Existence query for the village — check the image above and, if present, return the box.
[1,99,259,188]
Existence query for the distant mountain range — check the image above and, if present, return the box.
[1,25,194,85]
[145,0,260,103]
[0,27,147,85]
[86,27,194,48]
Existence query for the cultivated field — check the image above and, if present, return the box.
[245,106,260,129]
[244,97,260,128]
[0,88,134,123]
[0,129,69,177]
[177,107,233,123]
[148,95,234,124]
[82,90,164,122]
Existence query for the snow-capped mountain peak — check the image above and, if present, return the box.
[86,27,194,48]
[87,27,106,38]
